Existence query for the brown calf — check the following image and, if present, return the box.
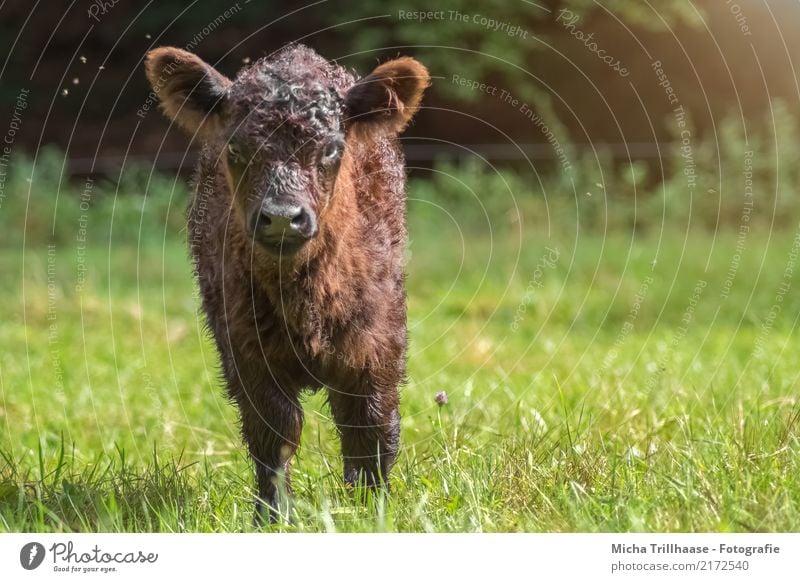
[144,44,428,523]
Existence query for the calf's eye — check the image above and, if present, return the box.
[320,140,343,166]
[227,144,245,165]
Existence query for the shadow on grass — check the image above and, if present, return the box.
[0,439,250,532]
[0,437,394,533]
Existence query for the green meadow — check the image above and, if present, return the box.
[1,147,800,532]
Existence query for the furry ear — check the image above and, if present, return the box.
[345,57,429,134]
[144,47,231,136]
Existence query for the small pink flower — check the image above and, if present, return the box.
[435,391,448,406]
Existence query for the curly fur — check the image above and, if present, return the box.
[145,44,429,523]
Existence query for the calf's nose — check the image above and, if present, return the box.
[255,200,316,239]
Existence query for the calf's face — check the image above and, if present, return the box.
[145,47,429,258]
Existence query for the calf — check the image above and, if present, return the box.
[144,44,429,523]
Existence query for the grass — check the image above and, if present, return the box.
[1,145,800,532]
[2,200,800,533]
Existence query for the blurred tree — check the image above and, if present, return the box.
[324,0,701,102]
[320,0,703,162]
[4,1,797,164]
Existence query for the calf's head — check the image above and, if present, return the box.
[145,45,429,257]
